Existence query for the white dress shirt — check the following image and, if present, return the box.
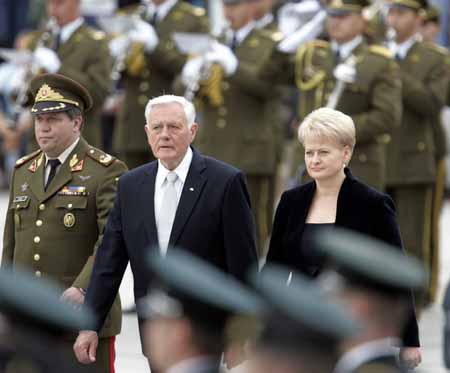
[146,0,178,23]
[388,34,419,60]
[154,147,193,252]
[254,13,274,30]
[53,17,84,44]
[331,35,363,61]
[226,21,256,47]
[44,137,80,184]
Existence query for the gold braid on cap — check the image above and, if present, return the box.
[34,84,80,106]
[393,0,422,9]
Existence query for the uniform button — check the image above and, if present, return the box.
[218,107,227,116]
[36,220,43,227]
[35,271,42,277]
[217,119,227,129]
[90,149,95,154]
[417,142,425,151]
[34,236,40,244]
[139,95,148,105]
[143,69,150,78]
[222,82,230,91]
[39,204,45,211]
[139,82,149,91]
[34,254,40,261]
[68,203,73,209]
[358,154,367,163]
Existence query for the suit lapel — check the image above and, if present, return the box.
[292,182,315,241]
[141,163,158,246]
[169,151,207,246]
[58,25,84,59]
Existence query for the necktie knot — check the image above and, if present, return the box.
[166,172,178,184]
[230,33,238,52]
[48,158,61,168]
[45,159,61,190]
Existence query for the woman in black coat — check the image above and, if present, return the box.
[266,108,421,367]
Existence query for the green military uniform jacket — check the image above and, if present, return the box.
[266,39,401,189]
[26,23,112,148]
[1,138,127,338]
[194,28,282,175]
[113,1,208,154]
[386,41,450,185]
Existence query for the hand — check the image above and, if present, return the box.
[205,42,238,76]
[333,63,356,84]
[181,56,204,87]
[399,347,422,369]
[109,35,129,58]
[60,286,85,307]
[128,19,159,52]
[33,46,61,73]
[223,341,247,369]
[73,330,98,364]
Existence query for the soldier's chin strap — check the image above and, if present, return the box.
[443,281,450,368]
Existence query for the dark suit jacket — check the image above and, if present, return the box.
[266,168,419,347]
[85,149,258,333]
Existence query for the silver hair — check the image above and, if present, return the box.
[145,95,196,128]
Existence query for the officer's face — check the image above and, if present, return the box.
[47,0,80,26]
[420,22,440,43]
[248,0,273,21]
[326,12,365,44]
[386,7,422,42]
[224,3,253,30]
[34,112,82,158]
[304,135,351,182]
[145,103,198,170]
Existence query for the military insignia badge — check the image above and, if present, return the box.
[71,159,84,172]
[99,154,112,164]
[20,182,29,192]
[13,196,29,203]
[63,213,76,228]
[78,175,91,181]
[28,159,37,173]
[37,154,44,168]
[58,186,88,196]
[69,154,79,168]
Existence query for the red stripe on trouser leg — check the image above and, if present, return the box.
[109,336,116,373]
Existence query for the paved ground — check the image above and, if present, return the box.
[0,191,449,372]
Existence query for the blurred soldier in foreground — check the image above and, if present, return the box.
[141,250,264,373]
[314,228,427,372]
[110,0,208,169]
[263,0,401,190]
[419,4,449,305]
[1,73,126,373]
[0,267,95,373]
[180,0,282,253]
[249,265,359,373]
[385,0,450,309]
[17,0,112,149]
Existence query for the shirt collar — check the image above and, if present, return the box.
[332,35,363,60]
[388,34,419,60]
[167,356,220,373]
[148,0,178,22]
[254,13,274,29]
[156,146,193,189]
[45,137,80,166]
[54,17,84,44]
[333,338,400,373]
[228,21,256,45]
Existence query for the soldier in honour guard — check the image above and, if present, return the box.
[179,0,282,253]
[110,0,208,169]
[1,73,127,373]
[17,0,112,150]
[263,0,402,191]
[385,0,450,310]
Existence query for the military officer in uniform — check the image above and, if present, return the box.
[17,0,112,149]
[385,0,450,309]
[180,0,282,252]
[263,0,402,191]
[313,228,426,372]
[111,0,208,169]
[1,73,127,373]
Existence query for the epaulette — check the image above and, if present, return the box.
[190,6,206,16]
[423,41,449,56]
[86,147,115,167]
[369,45,393,59]
[89,29,106,41]
[15,149,42,168]
[260,29,284,43]
[178,2,205,17]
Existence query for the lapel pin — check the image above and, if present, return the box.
[189,187,194,191]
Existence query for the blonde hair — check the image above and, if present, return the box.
[298,108,356,150]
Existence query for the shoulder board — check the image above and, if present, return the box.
[259,29,284,42]
[310,39,330,49]
[191,6,206,16]
[178,2,205,16]
[88,29,106,40]
[423,41,449,56]
[369,45,393,59]
[86,147,115,167]
[15,149,42,168]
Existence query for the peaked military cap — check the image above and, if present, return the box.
[0,267,94,335]
[424,5,440,23]
[250,265,359,352]
[222,0,247,6]
[140,249,265,330]
[389,0,428,11]
[29,73,93,115]
[327,0,370,15]
[312,228,427,296]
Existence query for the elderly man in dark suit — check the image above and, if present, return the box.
[73,94,258,367]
